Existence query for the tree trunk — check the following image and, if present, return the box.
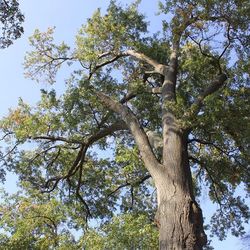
[154,131,207,250]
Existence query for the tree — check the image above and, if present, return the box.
[0,0,24,48]
[0,184,79,250]
[0,0,249,249]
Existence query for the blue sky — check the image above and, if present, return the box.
[0,1,249,249]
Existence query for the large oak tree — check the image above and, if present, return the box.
[0,0,249,249]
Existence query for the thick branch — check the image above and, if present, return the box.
[86,121,127,145]
[119,87,162,104]
[96,91,163,177]
[124,50,166,75]
[194,73,227,107]
[184,73,227,122]
[161,13,199,103]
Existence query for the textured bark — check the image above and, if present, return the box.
[98,90,208,249]
[154,131,207,250]
[95,41,226,249]
[156,193,207,250]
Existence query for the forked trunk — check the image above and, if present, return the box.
[154,132,207,250]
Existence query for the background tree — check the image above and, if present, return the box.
[0,0,24,48]
[0,0,249,249]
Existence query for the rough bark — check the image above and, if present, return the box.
[95,39,227,249]
[153,31,208,248]
[154,131,207,249]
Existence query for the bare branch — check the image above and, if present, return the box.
[0,132,13,141]
[218,24,232,60]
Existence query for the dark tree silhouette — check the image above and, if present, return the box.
[0,0,24,48]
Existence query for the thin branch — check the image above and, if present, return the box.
[188,138,248,170]
[189,156,223,207]
[218,23,232,60]
[31,135,83,145]
[130,186,134,210]
[88,54,124,79]
[108,182,130,197]
[88,103,101,127]
[76,150,92,222]
[41,122,128,193]
[189,36,216,59]
[46,147,61,169]
[28,213,58,234]
[108,174,151,197]
[28,145,59,166]
[42,145,85,192]
[1,142,20,159]
[0,132,13,141]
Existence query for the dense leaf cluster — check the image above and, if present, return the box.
[0,0,24,48]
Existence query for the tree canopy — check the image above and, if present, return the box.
[0,0,249,249]
[0,0,24,48]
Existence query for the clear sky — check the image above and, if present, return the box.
[0,1,249,249]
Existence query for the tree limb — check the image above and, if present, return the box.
[108,174,151,197]
[31,135,83,145]
[188,138,248,171]
[96,91,163,177]
[124,50,166,75]
[86,121,127,145]
[41,121,128,193]
[184,73,227,122]
[189,156,223,207]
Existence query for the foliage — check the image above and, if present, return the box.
[0,184,79,250]
[0,183,157,249]
[0,0,24,48]
[81,213,158,249]
[0,0,250,248]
